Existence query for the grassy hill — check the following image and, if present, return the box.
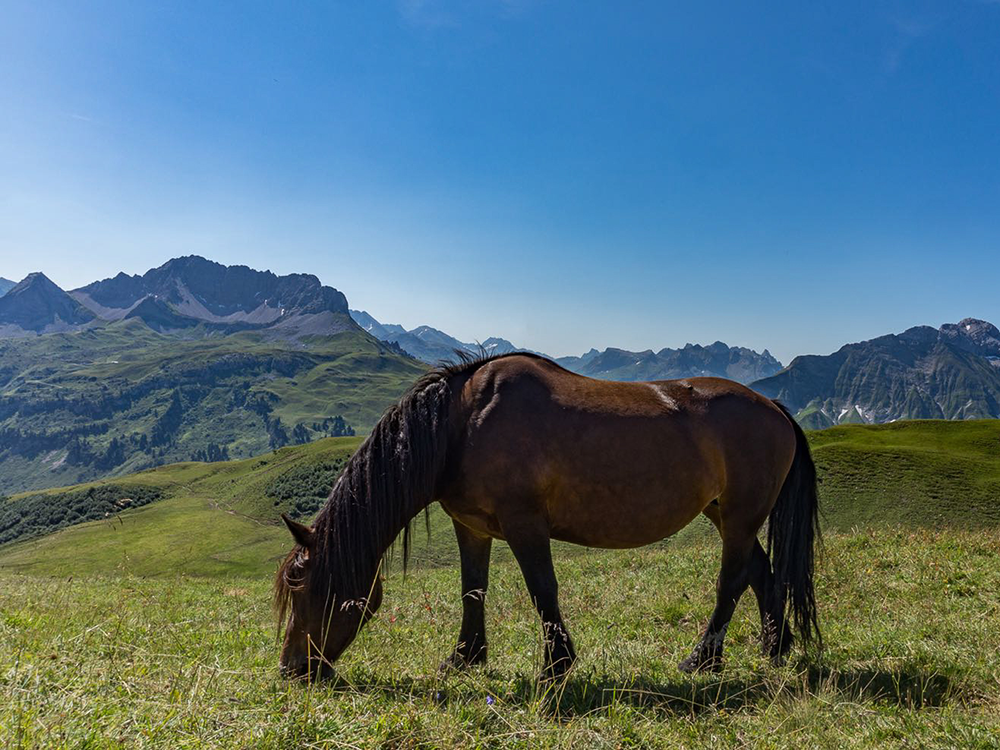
[2,421,999,747]
[0,436,364,576]
[811,419,1000,529]
[0,321,424,494]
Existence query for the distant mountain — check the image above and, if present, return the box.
[554,348,601,371]
[0,272,97,336]
[0,257,357,341]
[557,342,783,384]
[0,277,16,297]
[350,309,406,340]
[751,318,1000,428]
[349,310,518,363]
[0,258,424,493]
[68,256,352,338]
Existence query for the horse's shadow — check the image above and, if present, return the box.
[508,664,961,717]
[320,662,963,717]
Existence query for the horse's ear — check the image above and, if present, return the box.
[281,513,314,548]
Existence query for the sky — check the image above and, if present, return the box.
[1,1,999,363]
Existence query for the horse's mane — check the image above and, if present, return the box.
[274,350,547,625]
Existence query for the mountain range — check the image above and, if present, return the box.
[350,310,521,364]
[0,256,354,340]
[3,255,1000,493]
[558,343,783,383]
[752,318,1000,428]
[352,310,1000,428]
[350,310,783,383]
[0,258,422,493]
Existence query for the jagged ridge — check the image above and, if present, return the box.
[752,318,1000,427]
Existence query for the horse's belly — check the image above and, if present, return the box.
[448,391,727,548]
[545,482,710,548]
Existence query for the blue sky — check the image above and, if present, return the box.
[2,1,999,362]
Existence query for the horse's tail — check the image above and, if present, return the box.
[768,402,821,649]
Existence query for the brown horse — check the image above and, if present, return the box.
[275,352,820,681]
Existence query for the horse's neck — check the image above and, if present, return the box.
[323,377,454,581]
[322,468,431,587]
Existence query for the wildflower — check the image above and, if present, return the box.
[486,695,495,706]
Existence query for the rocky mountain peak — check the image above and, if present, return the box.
[0,272,97,334]
[753,316,1000,427]
[72,256,350,326]
[939,317,1000,358]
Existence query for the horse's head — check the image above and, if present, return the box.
[275,514,383,680]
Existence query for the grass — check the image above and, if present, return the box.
[2,420,1000,746]
[811,420,1000,530]
[2,529,999,747]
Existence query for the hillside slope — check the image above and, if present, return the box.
[0,322,424,494]
[0,437,364,576]
[3,419,998,577]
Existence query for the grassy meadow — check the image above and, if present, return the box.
[2,421,1000,747]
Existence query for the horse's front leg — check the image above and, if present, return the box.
[504,520,576,682]
[441,519,492,671]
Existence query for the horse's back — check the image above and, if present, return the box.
[443,355,797,547]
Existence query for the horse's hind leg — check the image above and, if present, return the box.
[504,521,576,681]
[701,502,793,662]
[442,520,492,671]
[680,488,778,674]
[678,528,754,673]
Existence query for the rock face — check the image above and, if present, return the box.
[939,318,1000,362]
[0,273,97,335]
[72,256,349,327]
[0,278,15,298]
[751,319,1000,428]
[557,342,783,384]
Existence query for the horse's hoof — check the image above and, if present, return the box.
[538,656,574,684]
[439,647,487,674]
[678,653,722,674]
[761,625,794,662]
[677,655,698,674]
